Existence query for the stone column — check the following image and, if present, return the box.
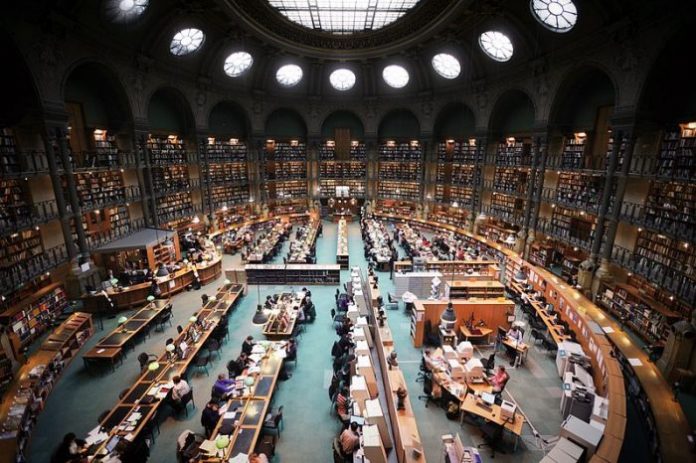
[470,134,487,232]
[526,134,549,259]
[135,127,157,227]
[132,126,153,227]
[198,132,213,218]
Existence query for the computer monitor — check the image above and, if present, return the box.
[106,436,121,453]
[482,392,496,406]
[350,415,366,427]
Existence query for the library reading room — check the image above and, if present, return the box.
[1,1,695,462]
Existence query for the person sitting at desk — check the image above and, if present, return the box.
[336,387,351,423]
[50,432,86,463]
[241,335,255,355]
[489,366,509,392]
[339,422,360,457]
[169,376,191,412]
[303,297,316,323]
[264,295,275,310]
[249,453,270,463]
[213,373,235,398]
[201,401,220,437]
[507,326,523,343]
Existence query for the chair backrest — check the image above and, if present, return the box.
[138,353,149,368]
[182,389,194,406]
[486,353,495,369]
[196,353,209,365]
[208,339,219,350]
[388,293,396,303]
[275,406,284,426]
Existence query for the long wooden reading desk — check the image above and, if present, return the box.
[375,212,694,463]
[82,283,244,461]
[81,257,222,312]
[82,298,172,371]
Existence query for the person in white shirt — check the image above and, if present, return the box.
[506,326,523,343]
[170,375,191,412]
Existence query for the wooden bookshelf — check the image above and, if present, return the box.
[493,167,528,196]
[632,229,695,307]
[657,123,696,179]
[0,283,68,347]
[598,280,681,342]
[0,229,44,276]
[266,140,306,161]
[0,312,93,463]
[378,142,422,201]
[206,138,248,162]
[67,170,126,210]
[156,191,194,222]
[376,199,417,217]
[320,179,366,198]
[529,242,554,268]
[210,184,250,210]
[643,181,694,239]
[0,129,19,175]
[0,179,32,232]
[555,172,603,210]
[244,263,341,285]
[489,192,525,225]
[560,134,587,169]
[264,141,307,201]
[561,255,582,280]
[147,135,187,165]
[549,205,596,247]
[495,137,532,166]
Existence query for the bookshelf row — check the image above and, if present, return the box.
[147,135,188,165]
[493,167,528,196]
[495,137,532,166]
[377,181,421,201]
[206,139,248,162]
[434,184,473,205]
[207,162,249,184]
[264,180,307,200]
[210,185,250,209]
[436,163,475,184]
[378,161,421,181]
[68,171,126,210]
[437,140,478,163]
[555,172,603,210]
[319,179,366,197]
[378,142,422,161]
[657,124,695,179]
[319,143,367,160]
[265,141,307,161]
[155,191,194,222]
[319,161,367,179]
[264,161,307,180]
[0,283,68,345]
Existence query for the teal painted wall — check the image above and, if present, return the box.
[554,71,615,129]
[378,109,420,139]
[321,111,364,139]
[65,76,111,128]
[209,103,248,137]
[148,90,189,133]
[265,109,307,138]
[434,104,476,139]
[491,91,535,134]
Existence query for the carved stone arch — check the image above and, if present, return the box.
[59,57,136,129]
[487,86,537,137]
[145,85,197,138]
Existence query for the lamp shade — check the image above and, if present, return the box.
[244,376,255,387]
[215,435,229,449]
[156,266,170,277]
[147,295,156,302]
[166,343,175,352]
[110,278,119,285]
[252,306,269,325]
[224,279,231,285]
[189,316,198,323]
[209,296,217,302]
[147,361,160,371]
[441,305,457,325]
[183,259,189,264]
[117,316,128,325]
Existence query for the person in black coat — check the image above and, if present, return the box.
[201,401,220,437]
[241,335,255,355]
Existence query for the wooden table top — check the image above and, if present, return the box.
[460,325,494,338]
[460,393,525,436]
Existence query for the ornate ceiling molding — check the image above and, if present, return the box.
[221,0,472,59]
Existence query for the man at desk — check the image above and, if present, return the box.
[169,376,191,412]
[339,421,360,457]
[489,366,509,393]
[506,326,523,343]
[213,373,236,398]
[242,335,255,355]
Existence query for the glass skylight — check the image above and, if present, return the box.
[432,53,461,79]
[382,65,410,88]
[106,0,148,22]
[170,28,205,56]
[531,0,577,33]
[329,69,356,91]
[479,31,514,62]
[276,64,303,87]
[224,52,254,77]
[266,0,421,34]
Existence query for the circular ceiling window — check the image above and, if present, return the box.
[329,69,357,91]
[432,53,461,79]
[383,65,410,89]
[170,28,205,56]
[106,0,148,22]
[266,0,422,34]
[479,31,514,62]
[276,64,304,87]
[530,0,578,33]
[224,52,254,77]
